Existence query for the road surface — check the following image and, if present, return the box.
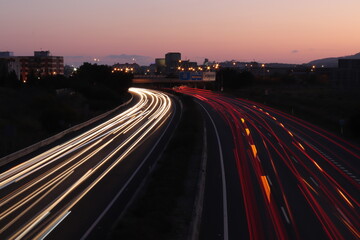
[174,87,359,240]
[0,88,180,239]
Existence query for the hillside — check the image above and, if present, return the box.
[307,52,360,67]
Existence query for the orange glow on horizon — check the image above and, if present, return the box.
[1,0,359,64]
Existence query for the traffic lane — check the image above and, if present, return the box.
[221,95,292,239]
[47,92,175,240]
[0,86,165,193]
[0,124,150,238]
[223,104,291,239]
[172,88,359,239]
[210,90,358,239]
[245,118,330,239]
[0,91,148,196]
[197,100,250,240]
[232,99,359,206]
[199,109,226,240]
[233,98,360,174]
[0,87,174,238]
[229,98,359,197]
[232,100,359,239]
[0,91,164,216]
[177,89,283,238]
[84,93,182,240]
[43,114,177,240]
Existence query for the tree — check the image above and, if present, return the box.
[0,60,21,88]
[216,68,254,89]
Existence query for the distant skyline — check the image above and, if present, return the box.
[1,0,359,65]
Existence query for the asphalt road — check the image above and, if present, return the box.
[0,88,181,239]
[174,87,359,240]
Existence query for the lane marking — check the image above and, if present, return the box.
[291,156,298,163]
[251,145,257,158]
[260,176,271,202]
[266,175,273,186]
[309,177,319,187]
[199,103,229,240]
[297,137,359,181]
[281,207,291,224]
[39,211,71,240]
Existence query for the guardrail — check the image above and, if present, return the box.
[0,95,133,167]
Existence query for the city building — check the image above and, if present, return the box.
[0,52,21,80]
[112,62,140,73]
[0,51,64,82]
[0,51,14,57]
[178,60,198,71]
[19,51,64,82]
[155,58,165,75]
[165,52,181,76]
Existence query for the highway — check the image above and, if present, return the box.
[0,88,179,239]
[174,87,359,240]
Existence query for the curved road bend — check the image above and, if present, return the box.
[0,88,181,239]
[174,87,359,240]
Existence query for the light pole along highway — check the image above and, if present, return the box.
[0,88,180,240]
[174,87,359,240]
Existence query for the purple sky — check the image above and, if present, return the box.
[1,0,359,65]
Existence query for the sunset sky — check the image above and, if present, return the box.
[1,0,359,65]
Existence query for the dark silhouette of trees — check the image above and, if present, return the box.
[217,68,254,89]
[0,62,133,156]
[72,62,132,93]
[349,112,360,138]
[69,63,132,110]
[74,62,110,85]
[40,74,70,90]
[0,60,21,88]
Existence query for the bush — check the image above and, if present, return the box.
[349,112,360,138]
[217,68,254,89]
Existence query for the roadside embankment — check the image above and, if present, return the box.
[0,93,132,167]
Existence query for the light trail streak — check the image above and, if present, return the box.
[250,144,257,158]
[337,189,354,208]
[174,87,359,240]
[11,211,50,240]
[38,211,71,240]
[0,170,73,234]
[0,88,174,239]
[261,176,271,202]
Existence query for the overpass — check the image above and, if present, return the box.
[133,75,218,89]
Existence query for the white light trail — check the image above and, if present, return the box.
[0,88,174,239]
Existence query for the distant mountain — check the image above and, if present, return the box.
[307,52,360,67]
